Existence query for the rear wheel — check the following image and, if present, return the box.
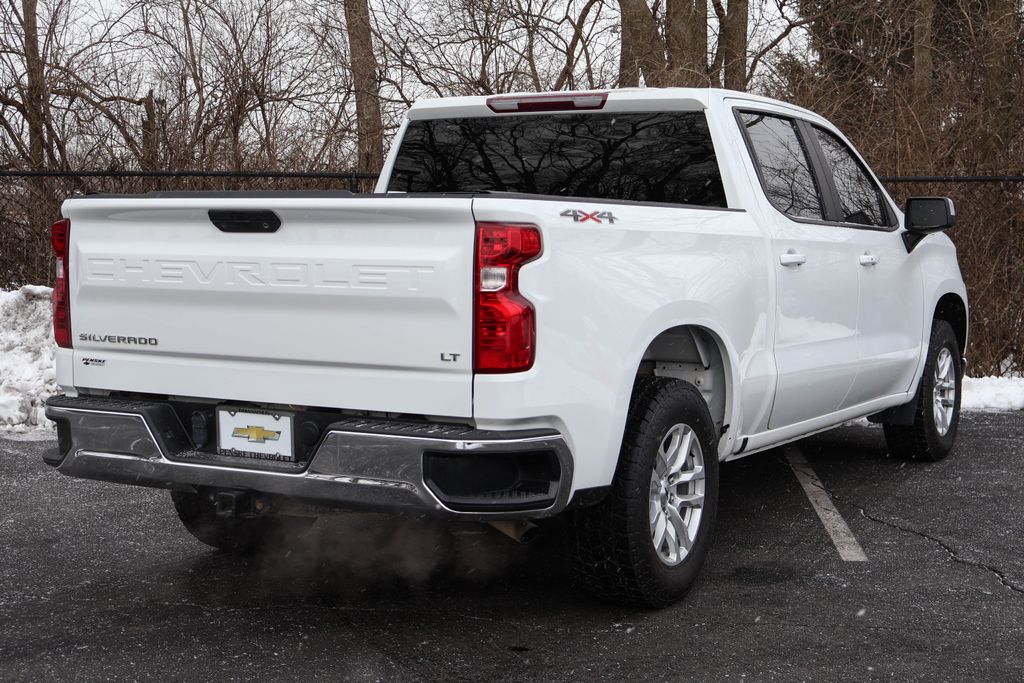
[883,319,962,462]
[171,490,316,554]
[569,377,720,607]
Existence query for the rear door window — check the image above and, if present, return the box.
[387,112,727,207]
[738,112,824,221]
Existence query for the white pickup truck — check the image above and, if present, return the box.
[44,88,967,606]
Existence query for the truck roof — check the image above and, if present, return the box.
[405,88,823,123]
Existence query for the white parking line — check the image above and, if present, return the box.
[785,447,868,562]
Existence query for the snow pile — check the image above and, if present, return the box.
[962,376,1024,412]
[0,286,57,432]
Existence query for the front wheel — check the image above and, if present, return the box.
[569,377,720,607]
[883,319,962,462]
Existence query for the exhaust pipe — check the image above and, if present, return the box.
[488,520,539,544]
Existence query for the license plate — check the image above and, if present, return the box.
[216,407,295,462]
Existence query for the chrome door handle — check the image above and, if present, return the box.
[859,252,879,267]
[780,251,806,267]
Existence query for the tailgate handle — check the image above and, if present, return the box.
[208,210,281,233]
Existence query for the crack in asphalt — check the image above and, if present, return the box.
[847,502,1024,596]
[787,454,1024,596]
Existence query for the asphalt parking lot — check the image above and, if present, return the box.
[2,412,1022,682]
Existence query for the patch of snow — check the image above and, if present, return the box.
[0,286,57,432]
[962,376,1024,412]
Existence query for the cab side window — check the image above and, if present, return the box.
[739,112,824,221]
[813,127,889,227]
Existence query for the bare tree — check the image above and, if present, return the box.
[21,0,47,169]
[618,0,664,86]
[552,0,607,89]
[372,0,619,96]
[666,0,709,86]
[615,0,815,91]
[715,0,748,90]
[911,0,933,108]
[344,0,384,173]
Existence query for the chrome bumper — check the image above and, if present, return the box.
[44,396,573,520]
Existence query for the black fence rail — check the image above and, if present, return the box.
[881,175,1024,183]
[0,169,380,192]
[1,170,1020,376]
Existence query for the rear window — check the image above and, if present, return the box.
[387,112,727,207]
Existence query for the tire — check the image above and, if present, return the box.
[171,490,316,554]
[569,376,720,607]
[883,319,962,462]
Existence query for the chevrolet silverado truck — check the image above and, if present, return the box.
[44,89,967,607]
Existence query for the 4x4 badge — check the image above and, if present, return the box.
[560,209,617,224]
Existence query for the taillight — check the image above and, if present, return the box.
[474,222,542,373]
[51,218,72,348]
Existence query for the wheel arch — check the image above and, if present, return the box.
[933,292,968,362]
[871,288,968,427]
[633,324,735,457]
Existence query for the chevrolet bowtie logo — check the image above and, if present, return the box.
[232,425,281,444]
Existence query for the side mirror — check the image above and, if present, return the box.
[903,197,956,252]
[905,197,956,232]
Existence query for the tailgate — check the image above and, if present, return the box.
[63,195,476,417]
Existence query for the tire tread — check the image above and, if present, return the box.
[569,376,718,607]
[883,319,961,462]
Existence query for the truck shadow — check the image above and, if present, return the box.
[174,423,894,613]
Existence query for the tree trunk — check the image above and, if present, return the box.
[978,0,1017,168]
[617,4,640,87]
[141,90,159,191]
[22,0,46,169]
[618,0,666,87]
[666,0,708,86]
[912,0,934,107]
[344,0,384,180]
[141,90,159,170]
[720,0,748,91]
[20,0,56,284]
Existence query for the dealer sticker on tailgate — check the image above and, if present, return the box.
[217,407,295,462]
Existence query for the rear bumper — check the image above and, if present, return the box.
[44,396,573,520]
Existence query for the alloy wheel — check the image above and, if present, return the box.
[648,423,706,566]
[933,347,957,436]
